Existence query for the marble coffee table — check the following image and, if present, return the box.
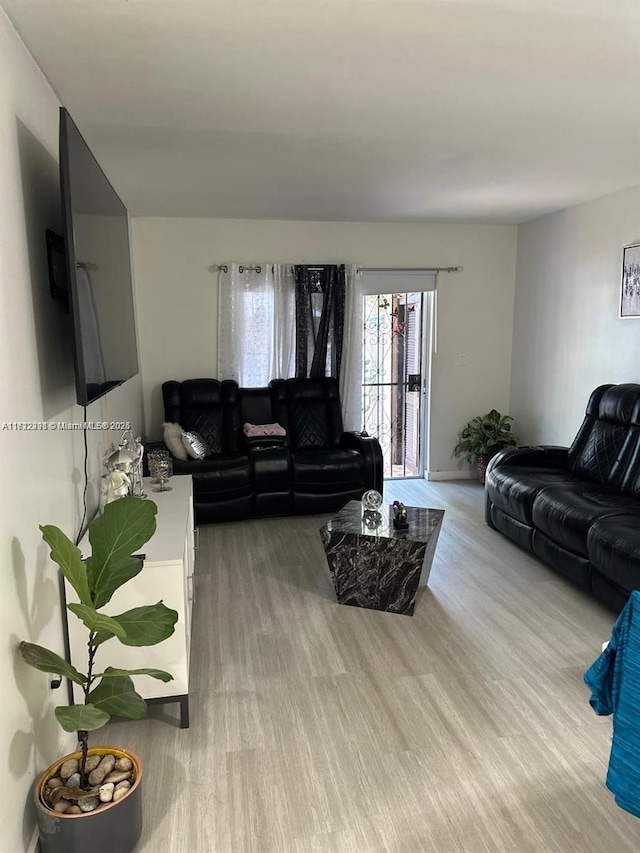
[319,500,444,616]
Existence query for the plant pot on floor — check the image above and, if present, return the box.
[35,746,142,853]
[476,454,493,485]
[19,497,178,853]
[453,409,518,485]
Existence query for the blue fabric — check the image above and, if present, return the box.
[584,590,640,819]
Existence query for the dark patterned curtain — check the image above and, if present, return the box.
[294,265,345,380]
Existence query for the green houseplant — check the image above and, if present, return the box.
[454,409,518,484]
[20,496,178,853]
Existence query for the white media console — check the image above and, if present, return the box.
[67,475,196,727]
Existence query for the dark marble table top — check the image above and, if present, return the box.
[322,500,445,543]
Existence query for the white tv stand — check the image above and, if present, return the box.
[68,476,196,728]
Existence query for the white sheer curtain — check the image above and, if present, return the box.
[270,263,295,380]
[339,263,363,431]
[217,263,295,386]
[217,261,366,427]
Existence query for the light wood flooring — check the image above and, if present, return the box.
[98,480,639,852]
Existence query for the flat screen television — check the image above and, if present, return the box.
[59,107,139,407]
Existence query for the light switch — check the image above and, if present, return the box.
[458,353,468,366]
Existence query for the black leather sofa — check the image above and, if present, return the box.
[485,383,640,612]
[157,377,383,524]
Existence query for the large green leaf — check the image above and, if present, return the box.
[92,667,174,683]
[40,525,91,606]
[20,642,86,686]
[88,556,145,610]
[86,498,157,607]
[66,603,127,639]
[55,704,110,732]
[88,670,147,720]
[94,602,178,647]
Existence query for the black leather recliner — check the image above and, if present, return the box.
[158,377,383,524]
[485,383,640,612]
[162,379,253,523]
[270,377,384,515]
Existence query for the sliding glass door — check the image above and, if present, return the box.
[361,290,428,478]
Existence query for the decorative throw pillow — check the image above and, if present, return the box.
[243,422,287,437]
[163,422,188,461]
[181,430,211,460]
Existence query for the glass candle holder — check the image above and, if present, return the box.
[148,449,170,483]
[152,457,173,492]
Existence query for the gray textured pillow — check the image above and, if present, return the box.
[181,430,211,460]
[163,422,188,461]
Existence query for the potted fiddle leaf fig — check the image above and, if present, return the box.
[20,496,178,853]
[454,408,518,484]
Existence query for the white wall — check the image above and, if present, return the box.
[510,186,640,445]
[0,13,144,851]
[132,217,517,474]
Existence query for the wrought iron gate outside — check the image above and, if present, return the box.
[362,291,424,478]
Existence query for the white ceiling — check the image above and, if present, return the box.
[3,0,640,224]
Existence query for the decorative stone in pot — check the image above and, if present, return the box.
[35,746,142,853]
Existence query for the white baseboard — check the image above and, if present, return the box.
[426,470,477,481]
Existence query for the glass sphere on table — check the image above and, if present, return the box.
[362,489,383,511]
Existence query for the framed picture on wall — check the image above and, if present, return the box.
[620,242,640,318]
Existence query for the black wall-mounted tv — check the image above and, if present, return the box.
[46,228,69,308]
[59,107,139,407]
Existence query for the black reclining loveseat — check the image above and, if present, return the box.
[485,383,640,612]
[158,377,383,524]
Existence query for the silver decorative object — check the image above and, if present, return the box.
[147,449,170,483]
[99,469,131,511]
[362,510,382,530]
[362,489,383,511]
[119,431,145,498]
[100,430,146,509]
[392,500,409,529]
[152,457,173,492]
[104,445,137,474]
